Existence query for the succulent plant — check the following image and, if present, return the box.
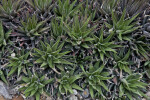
[55,0,82,21]
[130,35,150,59]
[7,51,32,76]
[18,14,49,38]
[0,0,149,99]
[93,26,120,61]
[144,61,150,78]
[57,71,83,95]
[63,16,96,49]
[0,0,23,21]
[0,21,11,48]
[80,61,113,99]
[0,70,8,85]
[33,37,72,74]
[26,0,53,14]
[80,0,97,21]
[19,71,54,100]
[50,18,66,38]
[113,49,132,74]
[119,73,148,100]
[98,0,119,15]
[105,9,139,41]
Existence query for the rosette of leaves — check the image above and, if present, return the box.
[119,73,148,100]
[26,0,53,20]
[80,61,113,99]
[80,0,97,21]
[57,71,83,95]
[7,51,32,76]
[51,18,66,38]
[33,37,72,74]
[55,0,82,21]
[74,50,92,66]
[144,61,150,78]
[0,0,23,21]
[105,9,139,41]
[130,35,150,59]
[113,49,132,74]
[0,70,8,85]
[18,14,49,38]
[93,26,120,61]
[19,71,54,100]
[63,16,97,49]
[0,21,11,48]
[26,0,53,14]
[98,0,119,15]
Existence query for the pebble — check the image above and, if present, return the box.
[73,89,78,95]
[146,91,150,97]
[69,94,78,100]
[12,95,24,100]
[0,81,12,99]
[82,89,89,98]
[11,53,16,57]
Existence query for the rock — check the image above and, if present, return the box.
[11,53,16,57]
[82,89,89,98]
[0,96,5,100]
[0,81,12,99]
[69,94,78,100]
[146,91,150,97]
[12,95,24,100]
[73,89,78,95]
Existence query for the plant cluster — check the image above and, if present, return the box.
[0,0,150,100]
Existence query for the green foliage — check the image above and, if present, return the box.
[51,18,65,38]
[80,0,97,21]
[0,0,149,99]
[0,0,23,18]
[81,61,113,99]
[7,51,32,76]
[144,61,150,78]
[55,0,82,20]
[64,16,96,49]
[119,73,148,100]
[18,14,49,38]
[0,21,11,48]
[19,71,54,100]
[113,49,132,74]
[26,0,53,13]
[0,70,8,85]
[93,26,120,61]
[131,36,150,59]
[105,9,139,41]
[58,72,83,95]
[99,0,119,15]
[33,37,72,74]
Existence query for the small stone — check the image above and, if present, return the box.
[0,95,5,100]
[11,53,16,57]
[73,89,78,95]
[147,26,150,32]
[0,81,12,99]
[12,95,24,100]
[69,94,78,100]
[146,91,150,97]
[82,89,89,98]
